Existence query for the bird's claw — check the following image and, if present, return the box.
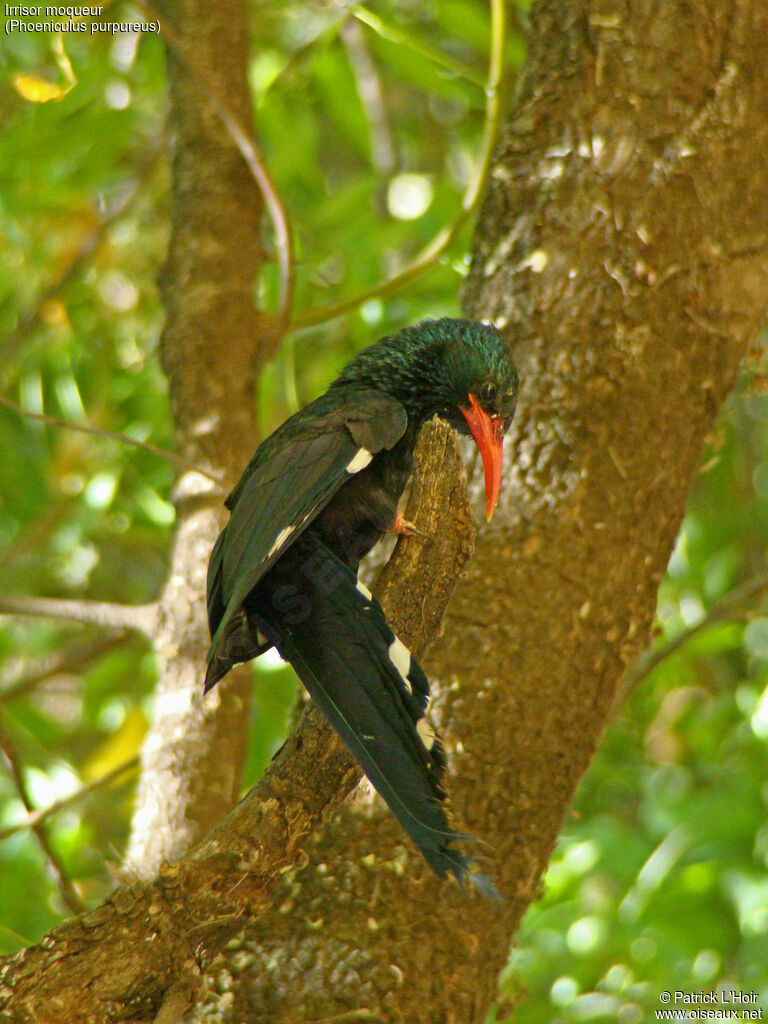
[390,511,431,540]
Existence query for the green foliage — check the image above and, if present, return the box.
[1,20,170,948]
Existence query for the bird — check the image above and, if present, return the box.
[205,317,518,889]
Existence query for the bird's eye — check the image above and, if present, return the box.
[480,382,497,404]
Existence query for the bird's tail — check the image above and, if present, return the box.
[256,534,488,887]
[204,607,272,693]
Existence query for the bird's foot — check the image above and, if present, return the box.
[389,510,431,540]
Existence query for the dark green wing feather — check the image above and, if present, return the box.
[206,387,406,654]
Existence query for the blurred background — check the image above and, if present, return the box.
[1,2,767,1019]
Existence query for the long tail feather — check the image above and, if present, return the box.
[253,533,474,883]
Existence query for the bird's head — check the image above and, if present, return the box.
[427,320,519,522]
[333,317,519,520]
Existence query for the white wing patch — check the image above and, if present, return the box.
[346,448,373,474]
[416,717,437,750]
[388,637,412,693]
[268,524,295,559]
[356,579,373,601]
[266,507,316,561]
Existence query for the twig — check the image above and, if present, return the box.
[255,11,350,103]
[353,5,486,88]
[616,572,768,706]
[0,394,187,468]
[1,631,132,705]
[0,395,224,483]
[292,0,507,330]
[0,594,159,635]
[0,712,86,914]
[0,754,139,842]
[133,0,295,349]
[282,334,301,415]
[341,18,396,176]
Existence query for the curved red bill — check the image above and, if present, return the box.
[460,393,505,521]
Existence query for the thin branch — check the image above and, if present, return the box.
[282,333,301,415]
[0,712,86,915]
[353,5,486,88]
[0,394,185,467]
[0,754,139,843]
[616,572,768,707]
[341,17,396,176]
[257,12,350,102]
[0,594,159,635]
[133,0,295,349]
[291,0,507,330]
[1,631,132,705]
[0,395,224,484]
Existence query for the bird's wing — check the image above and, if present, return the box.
[254,533,474,884]
[207,388,407,650]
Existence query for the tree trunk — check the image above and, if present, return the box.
[124,0,263,875]
[184,1,768,1021]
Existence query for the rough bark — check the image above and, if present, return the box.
[0,423,473,1024]
[124,0,263,875]
[178,1,768,1021]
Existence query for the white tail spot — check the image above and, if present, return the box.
[388,637,412,691]
[416,717,436,750]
